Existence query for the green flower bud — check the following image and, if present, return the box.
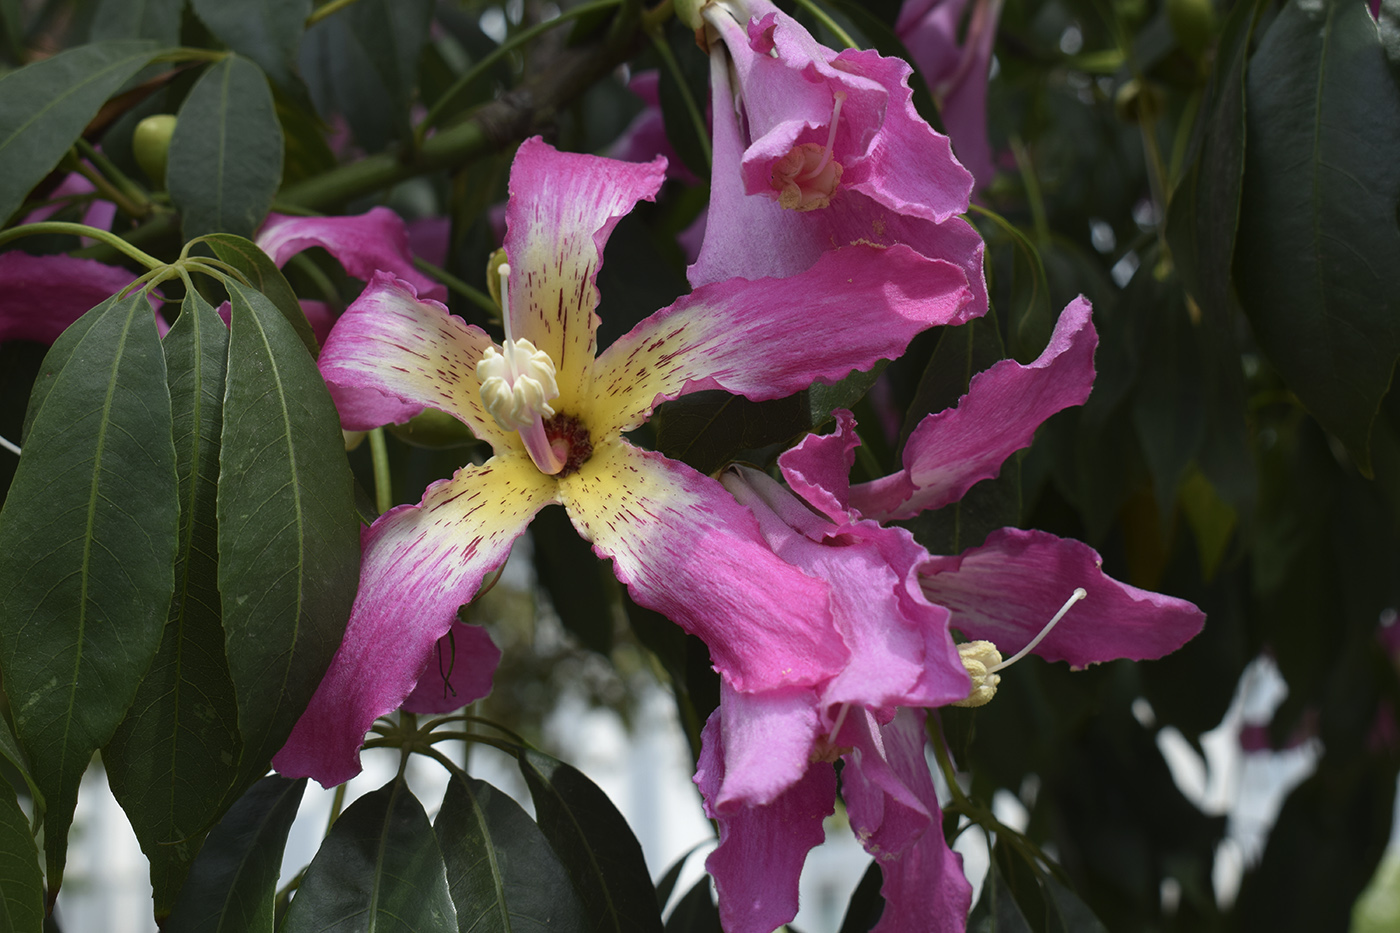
[133,114,178,187]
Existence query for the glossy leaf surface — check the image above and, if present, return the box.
[0,290,177,888]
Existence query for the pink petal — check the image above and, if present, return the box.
[725,465,970,714]
[502,137,666,410]
[257,207,446,301]
[407,216,450,269]
[558,441,846,693]
[839,708,932,861]
[695,710,836,933]
[608,71,698,184]
[274,455,557,787]
[318,272,509,444]
[0,251,162,343]
[849,296,1097,521]
[712,680,822,808]
[778,408,862,523]
[401,615,501,714]
[843,709,972,933]
[920,527,1206,668]
[591,243,971,437]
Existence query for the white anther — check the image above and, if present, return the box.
[476,261,561,431]
[952,588,1088,708]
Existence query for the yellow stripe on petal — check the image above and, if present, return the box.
[558,440,846,693]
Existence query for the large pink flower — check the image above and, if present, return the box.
[688,0,986,326]
[699,298,1206,932]
[272,137,976,787]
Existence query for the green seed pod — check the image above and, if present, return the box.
[132,114,178,187]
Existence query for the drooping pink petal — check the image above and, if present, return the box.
[690,42,986,320]
[848,296,1097,521]
[0,251,162,343]
[842,708,972,933]
[407,216,450,269]
[695,710,837,933]
[724,465,970,714]
[558,440,845,693]
[591,243,972,437]
[256,207,447,301]
[712,680,823,808]
[778,408,862,523]
[22,171,117,232]
[273,456,557,787]
[502,137,666,410]
[920,527,1206,668]
[401,615,501,714]
[318,272,511,445]
[839,708,932,862]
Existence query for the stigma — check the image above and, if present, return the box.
[770,91,846,211]
[952,588,1087,708]
[476,262,565,474]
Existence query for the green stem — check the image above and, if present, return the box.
[306,0,362,28]
[648,26,711,168]
[417,0,626,139]
[412,256,497,317]
[326,781,348,831]
[74,138,151,215]
[287,251,343,307]
[792,0,858,49]
[368,427,392,516]
[0,222,162,267]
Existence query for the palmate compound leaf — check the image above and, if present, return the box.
[279,776,457,933]
[434,774,588,933]
[216,280,359,794]
[0,39,161,223]
[164,775,305,933]
[517,749,664,933]
[103,289,242,919]
[0,289,178,892]
[1234,0,1400,475]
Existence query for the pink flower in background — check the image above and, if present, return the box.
[608,70,700,184]
[690,0,986,325]
[700,298,1206,932]
[0,252,163,345]
[273,137,976,787]
[896,0,1004,189]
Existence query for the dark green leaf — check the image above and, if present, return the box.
[1128,264,1205,522]
[1165,0,1263,327]
[0,39,161,222]
[967,853,1033,933]
[279,777,457,933]
[199,233,319,357]
[531,505,614,657]
[90,0,182,44]
[0,709,42,830]
[836,861,883,933]
[104,290,241,917]
[189,0,312,92]
[655,19,711,179]
[164,774,306,933]
[653,389,811,475]
[809,364,884,432]
[0,782,42,933]
[217,280,358,790]
[1234,0,1400,474]
[663,878,719,933]
[169,55,284,239]
[435,774,588,933]
[0,290,177,891]
[517,749,664,933]
[299,0,432,152]
[1042,875,1109,933]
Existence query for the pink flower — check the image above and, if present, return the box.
[688,0,986,328]
[0,252,164,345]
[272,137,976,787]
[699,298,1206,932]
[896,0,1003,189]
